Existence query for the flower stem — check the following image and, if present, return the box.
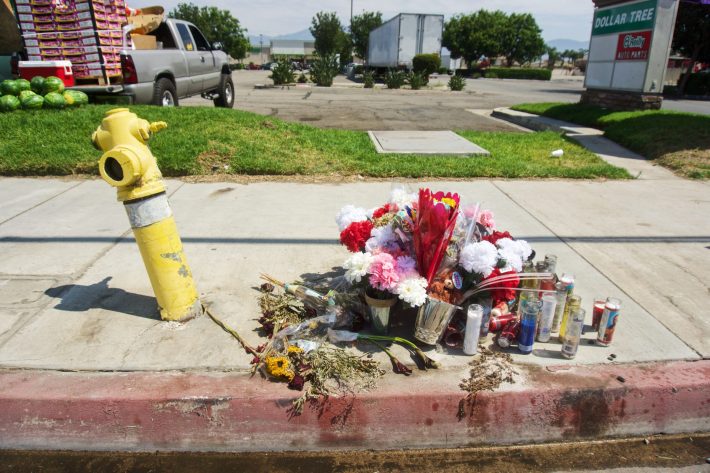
[366,339,412,375]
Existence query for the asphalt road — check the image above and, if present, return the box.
[182,70,709,131]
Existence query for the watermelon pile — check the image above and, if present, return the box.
[0,76,88,113]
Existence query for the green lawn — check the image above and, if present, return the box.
[0,105,629,179]
[512,102,710,179]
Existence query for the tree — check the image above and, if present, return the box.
[169,3,249,60]
[443,10,512,68]
[545,45,560,70]
[672,3,710,94]
[501,13,545,67]
[350,11,383,60]
[310,11,343,57]
[337,30,353,67]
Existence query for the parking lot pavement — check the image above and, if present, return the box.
[182,70,709,128]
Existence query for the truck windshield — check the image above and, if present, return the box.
[175,23,195,51]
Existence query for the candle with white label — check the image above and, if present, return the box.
[463,304,483,355]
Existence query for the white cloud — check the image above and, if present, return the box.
[160,0,595,41]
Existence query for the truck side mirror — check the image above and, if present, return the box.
[212,42,223,51]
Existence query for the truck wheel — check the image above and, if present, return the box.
[213,74,234,108]
[152,78,178,107]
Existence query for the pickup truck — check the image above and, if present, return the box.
[71,18,234,107]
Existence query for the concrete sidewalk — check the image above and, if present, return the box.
[0,177,708,451]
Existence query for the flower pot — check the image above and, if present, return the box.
[364,292,397,335]
[414,297,459,345]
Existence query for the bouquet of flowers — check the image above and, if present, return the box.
[336,187,536,309]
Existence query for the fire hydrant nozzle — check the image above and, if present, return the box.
[94,108,201,322]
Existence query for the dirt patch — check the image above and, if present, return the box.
[657,149,710,179]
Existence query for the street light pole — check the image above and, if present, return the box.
[350,0,353,28]
[260,34,263,64]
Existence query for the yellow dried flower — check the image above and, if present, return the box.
[287,346,303,354]
[265,355,294,380]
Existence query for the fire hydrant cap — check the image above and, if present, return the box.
[98,146,142,188]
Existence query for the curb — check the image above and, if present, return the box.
[1,360,708,452]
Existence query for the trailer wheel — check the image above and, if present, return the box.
[152,78,178,107]
[213,74,234,108]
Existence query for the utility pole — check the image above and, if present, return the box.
[259,34,263,64]
[350,0,353,29]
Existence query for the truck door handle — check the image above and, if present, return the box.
[201,56,205,62]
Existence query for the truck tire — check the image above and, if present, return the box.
[152,78,178,107]
[213,74,234,108]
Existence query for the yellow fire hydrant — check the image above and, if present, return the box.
[92,108,201,322]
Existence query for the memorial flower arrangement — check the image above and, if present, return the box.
[336,187,535,308]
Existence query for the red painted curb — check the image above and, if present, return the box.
[0,360,708,452]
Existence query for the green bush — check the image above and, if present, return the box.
[412,53,441,81]
[270,59,295,85]
[483,68,551,80]
[448,74,466,91]
[437,67,448,75]
[363,69,375,89]
[354,65,365,75]
[472,72,482,79]
[297,73,308,83]
[310,54,339,87]
[682,73,710,96]
[229,63,245,71]
[384,69,406,89]
[407,72,426,90]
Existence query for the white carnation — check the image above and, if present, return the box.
[389,187,418,208]
[497,247,523,272]
[343,252,374,284]
[496,238,532,271]
[365,224,398,252]
[459,240,498,277]
[336,205,369,232]
[395,276,428,307]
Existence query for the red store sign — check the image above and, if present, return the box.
[616,30,652,61]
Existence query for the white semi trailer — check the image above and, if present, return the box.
[367,13,444,70]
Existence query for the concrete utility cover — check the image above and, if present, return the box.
[368,130,490,155]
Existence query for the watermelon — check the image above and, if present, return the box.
[43,91,66,109]
[16,79,31,93]
[19,90,37,101]
[64,90,88,106]
[43,76,65,95]
[30,76,45,94]
[1,80,19,96]
[0,94,21,112]
[21,94,44,110]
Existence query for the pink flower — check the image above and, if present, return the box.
[477,210,495,229]
[369,252,400,292]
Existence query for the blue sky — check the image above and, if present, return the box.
[160,0,596,41]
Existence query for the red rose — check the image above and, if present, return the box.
[484,267,519,305]
[339,220,374,252]
[483,231,513,245]
[372,203,398,219]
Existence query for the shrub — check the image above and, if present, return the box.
[412,53,441,80]
[384,69,406,89]
[437,67,448,75]
[483,67,551,80]
[682,73,710,96]
[472,72,482,79]
[448,74,466,91]
[270,59,295,85]
[310,54,339,87]
[407,72,426,90]
[363,69,375,89]
[297,73,308,83]
[229,63,245,71]
[354,65,365,75]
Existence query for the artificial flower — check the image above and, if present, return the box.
[413,189,460,285]
[395,255,417,277]
[477,210,495,229]
[484,267,520,304]
[340,220,374,252]
[459,240,498,277]
[372,203,398,219]
[343,251,374,284]
[496,238,532,272]
[365,224,398,252]
[368,252,400,292]
[483,231,512,245]
[336,205,369,232]
[389,187,418,208]
[394,276,428,307]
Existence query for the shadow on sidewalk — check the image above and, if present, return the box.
[44,277,159,320]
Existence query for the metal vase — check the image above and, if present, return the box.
[414,297,459,345]
[364,292,397,335]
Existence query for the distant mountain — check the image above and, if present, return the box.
[248,35,271,46]
[547,39,589,52]
[274,29,314,41]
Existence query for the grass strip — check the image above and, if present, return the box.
[0,104,628,179]
[511,102,710,179]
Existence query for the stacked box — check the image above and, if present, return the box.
[14,0,128,80]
